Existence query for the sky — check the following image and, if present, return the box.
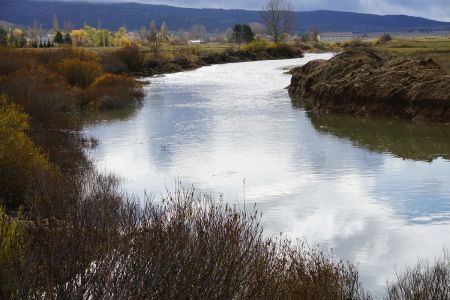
[43,0,450,21]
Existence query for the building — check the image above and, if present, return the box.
[317,32,354,42]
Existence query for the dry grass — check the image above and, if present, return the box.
[372,37,450,74]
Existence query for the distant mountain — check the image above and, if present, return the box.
[1,0,450,33]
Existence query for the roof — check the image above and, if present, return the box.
[320,32,354,37]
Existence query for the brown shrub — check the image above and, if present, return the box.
[0,49,36,75]
[99,51,128,74]
[386,253,450,299]
[57,58,102,88]
[79,73,144,110]
[116,44,145,72]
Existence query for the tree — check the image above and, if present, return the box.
[242,25,254,43]
[149,20,157,43]
[160,21,169,42]
[260,0,294,43]
[64,33,72,45]
[114,27,130,47]
[232,24,254,45]
[52,15,59,33]
[0,27,7,47]
[189,24,207,41]
[232,24,243,44]
[54,31,63,44]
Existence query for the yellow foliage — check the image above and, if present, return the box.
[0,96,57,208]
[242,40,274,53]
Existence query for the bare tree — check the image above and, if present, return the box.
[260,0,294,43]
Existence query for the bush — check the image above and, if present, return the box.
[80,73,143,110]
[267,43,303,58]
[343,38,372,49]
[0,96,58,209]
[242,39,271,53]
[57,58,102,88]
[116,44,145,72]
[0,207,28,298]
[28,187,370,299]
[386,253,450,299]
[100,52,128,74]
[375,34,393,45]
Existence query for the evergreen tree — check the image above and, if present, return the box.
[64,33,72,45]
[54,31,63,44]
[242,25,254,43]
[39,40,43,48]
[47,40,52,48]
[232,24,243,44]
[18,34,26,48]
[232,24,254,44]
[0,27,7,47]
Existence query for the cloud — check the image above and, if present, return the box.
[41,0,450,21]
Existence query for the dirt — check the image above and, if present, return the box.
[288,48,450,123]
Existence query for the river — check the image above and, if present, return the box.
[84,53,450,297]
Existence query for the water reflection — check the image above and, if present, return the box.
[305,112,450,162]
[84,55,450,297]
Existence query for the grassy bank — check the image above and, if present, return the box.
[372,37,450,73]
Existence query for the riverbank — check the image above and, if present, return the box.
[124,42,306,77]
[288,47,450,122]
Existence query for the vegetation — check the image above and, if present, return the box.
[260,0,294,43]
[371,37,450,74]
[231,24,255,45]
[387,253,450,299]
[1,13,450,299]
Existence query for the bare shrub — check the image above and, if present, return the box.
[386,253,450,299]
[16,186,370,299]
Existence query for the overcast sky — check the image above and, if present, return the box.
[46,0,450,21]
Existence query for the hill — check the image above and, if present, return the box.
[1,0,450,32]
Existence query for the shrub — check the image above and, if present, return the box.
[386,253,450,299]
[267,43,303,58]
[0,207,28,299]
[0,49,36,75]
[242,39,271,53]
[99,51,128,74]
[57,58,102,88]
[28,187,370,299]
[0,96,58,209]
[375,34,393,45]
[343,38,372,49]
[80,73,144,109]
[116,44,145,72]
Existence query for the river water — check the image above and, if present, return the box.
[84,53,450,297]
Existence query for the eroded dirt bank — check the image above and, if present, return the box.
[288,49,450,122]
